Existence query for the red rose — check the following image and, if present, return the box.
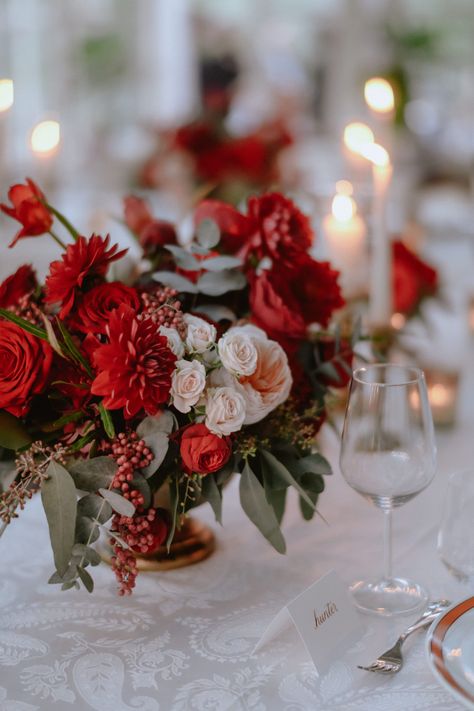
[72,282,140,334]
[249,256,344,350]
[180,423,231,475]
[194,201,249,254]
[228,135,267,179]
[249,268,306,346]
[1,178,53,247]
[0,321,52,417]
[45,234,127,318]
[393,241,438,315]
[91,305,176,418]
[0,265,37,308]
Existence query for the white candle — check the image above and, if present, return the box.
[343,122,374,182]
[322,184,367,299]
[0,79,14,189]
[360,142,393,326]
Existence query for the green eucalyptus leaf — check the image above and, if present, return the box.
[201,475,222,524]
[196,218,220,248]
[41,461,77,576]
[0,410,32,450]
[137,411,176,437]
[266,488,287,524]
[77,493,113,523]
[297,453,332,477]
[98,488,135,517]
[152,271,198,294]
[201,255,243,271]
[68,456,116,491]
[166,480,179,550]
[164,245,201,271]
[260,450,316,510]
[194,304,236,322]
[141,432,169,477]
[75,515,100,544]
[72,543,102,566]
[239,460,286,554]
[197,269,246,296]
[77,566,94,593]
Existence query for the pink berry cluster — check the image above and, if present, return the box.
[11,294,44,327]
[110,542,138,596]
[110,432,153,510]
[139,286,186,337]
[110,508,164,595]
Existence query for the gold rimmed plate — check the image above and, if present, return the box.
[426,596,474,709]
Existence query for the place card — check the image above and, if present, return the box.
[253,570,363,674]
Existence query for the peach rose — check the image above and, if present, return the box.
[239,337,292,424]
[171,359,206,413]
[184,314,216,353]
[217,330,258,376]
[205,386,246,436]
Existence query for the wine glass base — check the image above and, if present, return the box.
[350,577,428,616]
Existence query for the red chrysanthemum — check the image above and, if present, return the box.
[0,178,53,247]
[44,234,127,318]
[194,192,313,264]
[0,265,37,308]
[91,305,176,418]
[71,282,140,334]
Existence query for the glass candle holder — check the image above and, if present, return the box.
[423,369,460,428]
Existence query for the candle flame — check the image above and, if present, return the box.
[364,77,395,113]
[360,142,390,167]
[332,194,355,222]
[343,122,374,153]
[30,120,61,156]
[429,383,451,407]
[0,79,14,113]
[335,179,353,196]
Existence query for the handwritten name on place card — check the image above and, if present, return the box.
[254,570,363,674]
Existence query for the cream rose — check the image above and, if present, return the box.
[239,338,292,424]
[217,331,258,376]
[184,314,217,353]
[205,386,246,436]
[171,359,206,413]
[159,326,185,359]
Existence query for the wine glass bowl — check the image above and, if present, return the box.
[340,364,437,616]
[438,470,474,586]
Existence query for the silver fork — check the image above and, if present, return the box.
[357,599,451,674]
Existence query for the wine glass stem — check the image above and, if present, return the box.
[383,508,393,580]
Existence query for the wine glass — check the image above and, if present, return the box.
[438,470,474,587]
[340,364,437,616]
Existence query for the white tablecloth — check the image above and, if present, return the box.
[1,398,472,710]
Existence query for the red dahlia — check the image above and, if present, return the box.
[0,265,37,308]
[91,305,176,418]
[45,234,127,318]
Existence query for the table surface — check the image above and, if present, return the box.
[1,399,472,711]
[0,219,472,710]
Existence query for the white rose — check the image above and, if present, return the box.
[159,326,185,359]
[238,338,292,424]
[227,324,268,341]
[184,314,217,353]
[217,331,258,376]
[171,359,206,413]
[205,386,246,436]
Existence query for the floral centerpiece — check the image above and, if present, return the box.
[0,180,353,595]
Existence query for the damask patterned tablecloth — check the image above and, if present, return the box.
[0,415,471,710]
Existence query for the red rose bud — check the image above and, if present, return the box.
[180,423,231,475]
[1,178,53,247]
[0,265,37,308]
[0,320,52,417]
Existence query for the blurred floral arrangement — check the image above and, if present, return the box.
[0,179,354,596]
[140,119,291,205]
